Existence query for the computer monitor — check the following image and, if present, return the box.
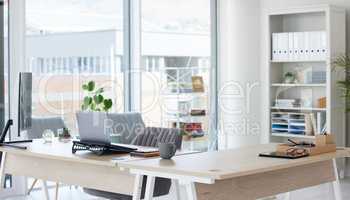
[17,72,32,137]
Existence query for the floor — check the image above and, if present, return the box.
[4,179,350,200]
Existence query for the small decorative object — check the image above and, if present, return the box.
[302,99,312,108]
[283,72,296,84]
[192,76,204,92]
[178,101,191,116]
[318,97,326,108]
[42,129,55,143]
[58,127,71,142]
[81,80,113,112]
[295,68,306,84]
[158,142,177,159]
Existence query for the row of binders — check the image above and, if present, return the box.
[272,31,327,61]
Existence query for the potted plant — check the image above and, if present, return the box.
[333,55,350,112]
[81,80,113,112]
[58,127,71,142]
[283,72,296,84]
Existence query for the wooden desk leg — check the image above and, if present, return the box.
[332,159,342,200]
[41,180,50,200]
[172,179,181,200]
[144,176,155,200]
[0,152,7,191]
[132,174,144,200]
[185,182,198,200]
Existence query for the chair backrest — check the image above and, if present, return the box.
[131,127,182,149]
[106,112,145,144]
[26,117,66,139]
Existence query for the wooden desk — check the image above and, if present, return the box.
[0,139,143,199]
[119,144,350,200]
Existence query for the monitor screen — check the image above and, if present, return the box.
[18,72,32,135]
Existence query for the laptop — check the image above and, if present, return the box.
[76,112,137,153]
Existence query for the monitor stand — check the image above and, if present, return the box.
[0,119,31,150]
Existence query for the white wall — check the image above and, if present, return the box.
[218,0,262,149]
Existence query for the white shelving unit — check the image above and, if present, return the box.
[159,66,210,135]
[264,5,346,144]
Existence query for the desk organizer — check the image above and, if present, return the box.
[277,134,336,156]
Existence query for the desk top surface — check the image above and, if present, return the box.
[0,139,159,167]
[119,144,350,180]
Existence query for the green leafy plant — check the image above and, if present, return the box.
[333,55,350,112]
[81,80,113,112]
[283,72,296,84]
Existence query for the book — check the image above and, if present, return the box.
[190,109,206,116]
[130,151,160,158]
[310,113,317,136]
[305,114,313,136]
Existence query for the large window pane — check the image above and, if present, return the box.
[25,0,124,134]
[141,0,212,150]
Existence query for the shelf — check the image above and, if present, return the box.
[162,92,207,96]
[271,107,326,111]
[271,83,326,87]
[270,59,327,63]
[271,133,315,139]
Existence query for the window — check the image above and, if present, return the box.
[25,0,125,132]
[140,0,214,147]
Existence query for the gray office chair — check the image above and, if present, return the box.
[26,116,66,200]
[84,113,182,200]
[27,116,66,139]
[106,112,146,144]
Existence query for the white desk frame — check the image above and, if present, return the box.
[126,159,343,200]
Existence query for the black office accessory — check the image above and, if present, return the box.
[0,119,30,150]
[287,139,315,147]
[18,72,32,137]
[259,151,309,159]
[72,140,137,156]
[0,120,13,143]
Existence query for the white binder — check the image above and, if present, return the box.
[309,31,321,60]
[320,31,327,59]
[272,33,279,61]
[293,32,299,61]
[304,32,311,61]
[295,32,305,61]
[279,33,289,61]
[288,32,294,61]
